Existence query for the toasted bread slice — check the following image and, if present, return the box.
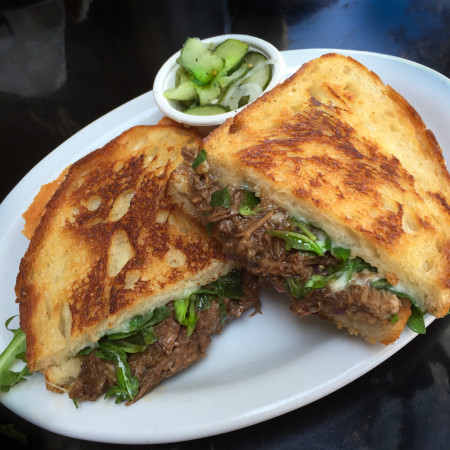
[194,53,449,337]
[16,125,236,374]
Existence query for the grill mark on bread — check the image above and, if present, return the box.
[70,155,145,227]
[70,258,108,331]
[238,107,415,192]
[428,191,450,215]
[442,242,450,289]
[356,203,404,245]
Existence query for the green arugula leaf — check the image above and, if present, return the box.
[267,230,327,256]
[285,274,336,299]
[174,296,199,337]
[339,257,377,284]
[140,328,158,346]
[174,269,243,336]
[285,277,303,298]
[0,316,32,392]
[268,218,334,256]
[194,292,212,311]
[330,246,351,263]
[96,340,139,403]
[238,189,261,216]
[289,217,319,242]
[209,269,243,299]
[0,423,28,447]
[406,305,426,334]
[210,187,231,208]
[192,148,207,170]
[103,338,147,354]
[78,346,95,356]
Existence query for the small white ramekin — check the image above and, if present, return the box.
[153,34,286,127]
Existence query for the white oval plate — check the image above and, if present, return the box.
[0,49,447,445]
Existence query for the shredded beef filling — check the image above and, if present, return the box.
[179,155,401,323]
[67,270,260,403]
[68,353,115,402]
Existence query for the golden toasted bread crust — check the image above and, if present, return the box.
[22,167,70,239]
[203,53,450,318]
[17,125,235,372]
[319,298,411,345]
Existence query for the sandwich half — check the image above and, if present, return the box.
[173,53,450,345]
[15,124,259,404]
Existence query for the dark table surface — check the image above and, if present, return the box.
[0,0,449,449]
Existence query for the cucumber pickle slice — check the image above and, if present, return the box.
[213,39,249,74]
[184,104,230,116]
[241,51,272,89]
[195,81,221,105]
[177,38,224,86]
[164,80,196,101]
[175,66,190,87]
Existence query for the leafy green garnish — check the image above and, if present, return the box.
[174,295,199,337]
[340,257,377,283]
[174,269,243,337]
[192,148,207,170]
[0,316,32,392]
[390,314,399,325]
[0,423,28,447]
[406,305,426,334]
[370,278,426,334]
[209,268,243,299]
[73,398,79,409]
[285,275,332,299]
[78,346,95,356]
[289,217,321,242]
[267,218,332,256]
[238,189,261,216]
[267,230,328,256]
[273,218,359,265]
[96,340,139,404]
[210,186,231,208]
[330,246,351,263]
